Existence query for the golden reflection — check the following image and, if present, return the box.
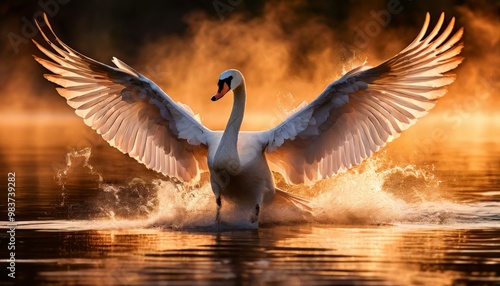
[32,226,493,285]
[273,226,464,285]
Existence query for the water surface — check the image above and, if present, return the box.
[1,118,499,285]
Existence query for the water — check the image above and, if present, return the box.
[1,117,499,285]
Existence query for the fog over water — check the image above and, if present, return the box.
[1,0,498,129]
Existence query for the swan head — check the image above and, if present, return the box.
[211,69,243,101]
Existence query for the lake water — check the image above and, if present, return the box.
[1,117,499,285]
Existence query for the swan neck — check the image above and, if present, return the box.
[227,84,246,135]
[213,79,245,175]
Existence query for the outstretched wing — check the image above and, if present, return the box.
[260,13,464,185]
[33,14,212,182]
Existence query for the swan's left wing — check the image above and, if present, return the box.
[259,13,463,185]
[33,15,211,182]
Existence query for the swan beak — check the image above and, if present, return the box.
[211,82,230,101]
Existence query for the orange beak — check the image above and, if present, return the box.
[211,82,230,101]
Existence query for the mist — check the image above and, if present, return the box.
[1,0,498,132]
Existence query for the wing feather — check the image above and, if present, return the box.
[261,13,463,185]
[33,14,212,182]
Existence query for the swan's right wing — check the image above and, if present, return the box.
[259,13,463,185]
[33,14,212,182]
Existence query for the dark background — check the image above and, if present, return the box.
[0,0,499,122]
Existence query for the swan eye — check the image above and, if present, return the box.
[217,76,233,93]
[216,80,224,93]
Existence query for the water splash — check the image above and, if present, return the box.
[97,179,159,219]
[50,150,499,229]
[55,147,103,184]
[55,147,103,208]
[308,157,444,225]
[148,180,216,229]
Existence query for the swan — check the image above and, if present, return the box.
[33,13,463,227]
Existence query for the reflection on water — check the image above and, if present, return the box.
[3,226,500,285]
[0,117,499,285]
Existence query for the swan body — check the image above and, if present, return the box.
[33,13,463,228]
[207,70,276,224]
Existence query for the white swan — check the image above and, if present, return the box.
[33,13,463,227]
